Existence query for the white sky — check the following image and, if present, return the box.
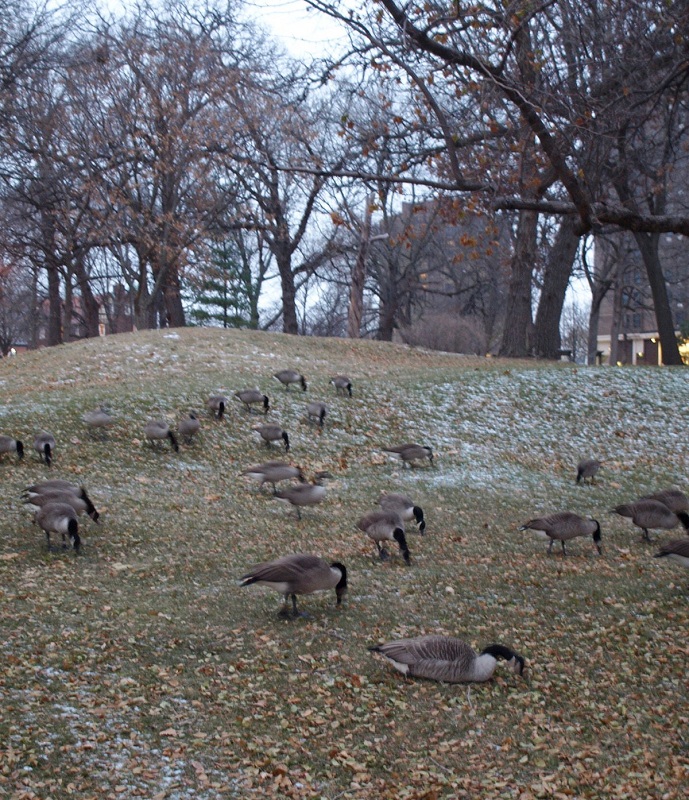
[244,0,350,58]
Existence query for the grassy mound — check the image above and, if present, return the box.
[1,328,687,798]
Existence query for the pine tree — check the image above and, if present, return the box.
[190,241,252,328]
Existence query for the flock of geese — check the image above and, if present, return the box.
[3,372,688,686]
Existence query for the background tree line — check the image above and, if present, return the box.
[0,0,687,363]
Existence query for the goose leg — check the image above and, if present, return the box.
[376,543,390,561]
[548,538,554,555]
[561,541,567,557]
[642,528,651,542]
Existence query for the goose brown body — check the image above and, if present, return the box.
[519,512,602,555]
[274,473,330,518]
[613,499,689,541]
[82,407,114,434]
[25,489,100,522]
[274,370,307,391]
[383,443,434,467]
[576,458,602,484]
[242,461,305,493]
[357,510,411,564]
[654,538,689,569]
[378,492,426,534]
[306,401,327,427]
[178,413,200,442]
[330,375,353,396]
[144,420,179,452]
[234,389,269,414]
[0,435,24,460]
[35,502,81,552]
[240,553,347,617]
[33,432,56,466]
[369,636,525,683]
[207,395,229,419]
[253,423,290,452]
[641,489,689,515]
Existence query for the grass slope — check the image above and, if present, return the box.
[1,328,688,799]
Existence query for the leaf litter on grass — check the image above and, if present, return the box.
[1,329,688,798]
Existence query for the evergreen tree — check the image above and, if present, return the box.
[190,241,252,329]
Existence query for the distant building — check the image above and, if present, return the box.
[595,232,689,365]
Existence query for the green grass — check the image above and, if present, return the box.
[0,328,688,799]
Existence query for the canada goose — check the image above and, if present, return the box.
[576,458,602,485]
[207,395,229,419]
[306,401,327,428]
[82,407,114,437]
[274,369,307,391]
[33,432,56,466]
[654,538,689,571]
[253,423,289,452]
[274,472,331,519]
[24,486,99,522]
[519,512,602,555]
[383,443,434,468]
[234,389,270,414]
[240,553,347,618]
[330,375,353,397]
[612,499,689,542]
[357,510,411,564]
[24,479,81,495]
[178,413,200,443]
[0,435,24,461]
[378,492,426,534]
[144,420,179,452]
[369,636,525,683]
[241,460,305,494]
[35,501,80,553]
[640,489,689,514]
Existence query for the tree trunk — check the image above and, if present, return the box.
[276,247,299,334]
[45,261,62,346]
[348,196,374,339]
[499,209,538,357]
[632,231,683,365]
[533,215,580,359]
[163,265,186,327]
[63,270,73,343]
[609,271,625,365]
[586,278,610,365]
[74,253,101,337]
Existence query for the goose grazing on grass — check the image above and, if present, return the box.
[640,489,689,515]
[274,369,307,391]
[654,538,689,572]
[357,510,411,564]
[576,458,602,485]
[24,488,100,522]
[178,413,200,443]
[612,499,689,542]
[207,394,229,420]
[0,435,24,461]
[144,420,179,452]
[234,389,270,414]
[253,423,289,452]
[24,479,81,495]
[330,375,353,397]
[35,502,80,553]
[33,432,56,466]
[242,460,305,494]
[519,512,602,556]
[378,491,426,534]
[274,472,331,519]
[306,401,327,428]
[383,443,434,468]
[82,406,114,437]
[240,553,347,618]
[369,636,525,683]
